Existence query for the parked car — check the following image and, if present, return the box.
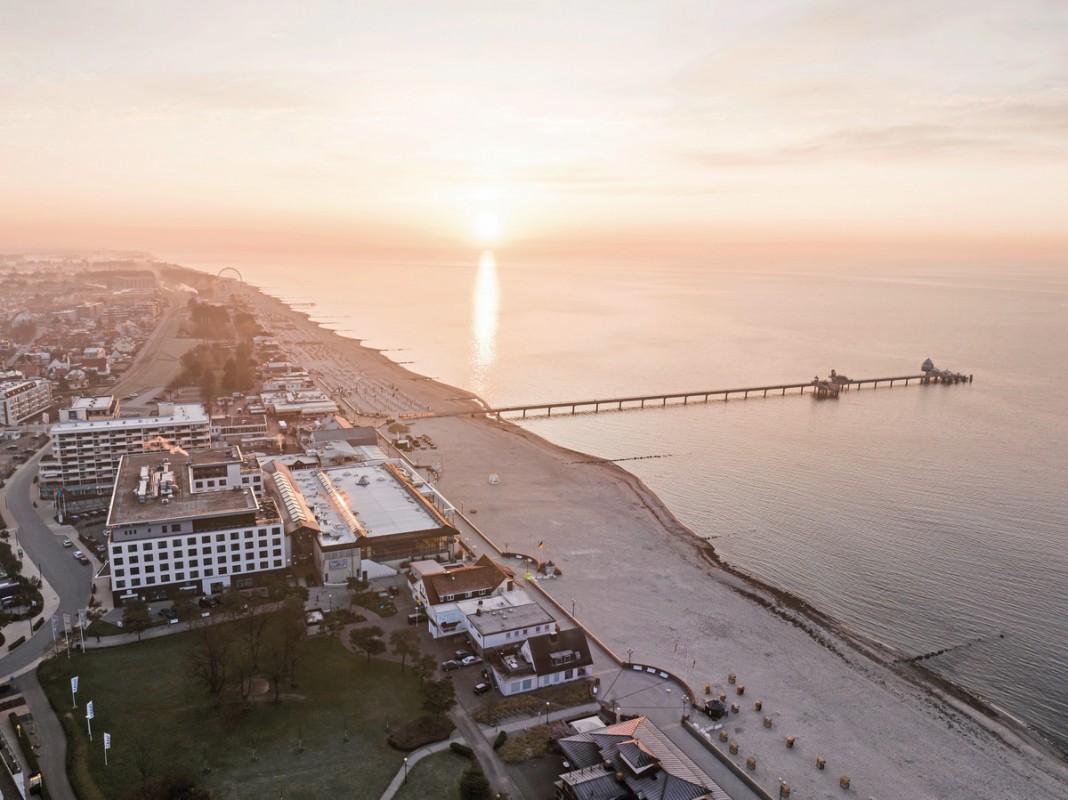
[455,649,474,661]
[198,596,221,608]
[158,608,178,620]
[440,660,462,672]
[72,550,84,560]
[461,655,482,667]
[61,538,72,548]
[407,612,426,625]
[77,554,90,565]
[473,682,491,695]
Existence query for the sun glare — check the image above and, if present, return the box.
[475,210,502,243]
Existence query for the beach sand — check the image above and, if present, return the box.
[242,285,1068,800]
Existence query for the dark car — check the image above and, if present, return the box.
[473,682,491,695]
[198,596,221,608]
[158,608,178,620]
[441,660,462,672]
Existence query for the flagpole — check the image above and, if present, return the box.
[87,716,93,741]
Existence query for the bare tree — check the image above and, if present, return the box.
[389,628,420,672]
[348,625,385,664]
[189,619,231,704]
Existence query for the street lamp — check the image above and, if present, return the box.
[570,598,576,617]
[626,647,633,665]
[403,757,408,784]
[544,701,550,726]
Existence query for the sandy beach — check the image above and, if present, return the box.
[242,284,1068,800]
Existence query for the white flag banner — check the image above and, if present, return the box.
[63,613,72,631]
[71,676,79,693]
[79,609,88,630]
[51,615,58,636]
[104,732,111,750]
[86,701,94,719]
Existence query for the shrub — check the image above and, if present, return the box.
[32,617,44,631]
[7,636,25,651]
[449,741,474,757]
[493,730,507,750]
[388,715,454,751]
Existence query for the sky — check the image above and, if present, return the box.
[2,1,1067,265]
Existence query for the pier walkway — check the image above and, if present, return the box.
[431,368,973,420]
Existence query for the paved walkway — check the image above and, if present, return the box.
[17,670,76,800]
[379,703,602,800]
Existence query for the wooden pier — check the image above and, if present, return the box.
[468,368,972,420]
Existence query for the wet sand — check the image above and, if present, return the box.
[242,284,1068,800]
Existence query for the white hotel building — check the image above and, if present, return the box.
[42,402,211,496]
[106,448,284,604]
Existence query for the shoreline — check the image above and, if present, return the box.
[206,267,1067,797]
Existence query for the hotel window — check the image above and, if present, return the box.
[215,534,225,542]
[190,559,199,567]
[114,569,125,578]
[146,577,156,585]
[113,558,124,566]
[176,572,185,581]
[216,545,225,553]
[190,570,199,578]
[145,554,154,562]
[129,556,139,564]
[146,565,155,573]
[204,557,213,565]
[231,543,240,551]
[205,569,214,577]
[244,541,254,549]
[219,567,227,575]
[131,567,141,575]
[260,561,268,570]
[245,530,254,539]
[273,548,281,557]
[115,580,125,589]
[202,547,211,555]
[274,559,283,567]
[174,561,184,570]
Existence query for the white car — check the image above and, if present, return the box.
[72,550,84,560]
[461,655,482,667]
[62,538,73,548]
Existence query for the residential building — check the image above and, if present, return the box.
[42,402,211,496]
[489,627,594,696]
[0,373,52,427]
[409,556,519,639]
[555,716,727,800]
[106,449,285,604]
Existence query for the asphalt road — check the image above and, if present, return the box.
[0,447,93,674]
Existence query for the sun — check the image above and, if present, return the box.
[474,210,502,243]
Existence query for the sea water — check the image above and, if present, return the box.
[184,254,1068,751]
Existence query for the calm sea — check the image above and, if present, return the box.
[181,253,1068,751]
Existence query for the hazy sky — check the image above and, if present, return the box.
[2,1,1067,263]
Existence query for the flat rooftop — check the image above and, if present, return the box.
[288,463,448,547]
[71,395,114,411]
[52,403,208,433]
[466,601,555,636]
[109,452,258,527]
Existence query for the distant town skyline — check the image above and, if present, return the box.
[3,1,1067,263]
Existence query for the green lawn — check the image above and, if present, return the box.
[38,630,429,799]
[392,750,472,800]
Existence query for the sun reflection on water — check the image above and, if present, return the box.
[471,250,499,394]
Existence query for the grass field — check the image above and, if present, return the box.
[392,750,473,800]
[38,631,431,799]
